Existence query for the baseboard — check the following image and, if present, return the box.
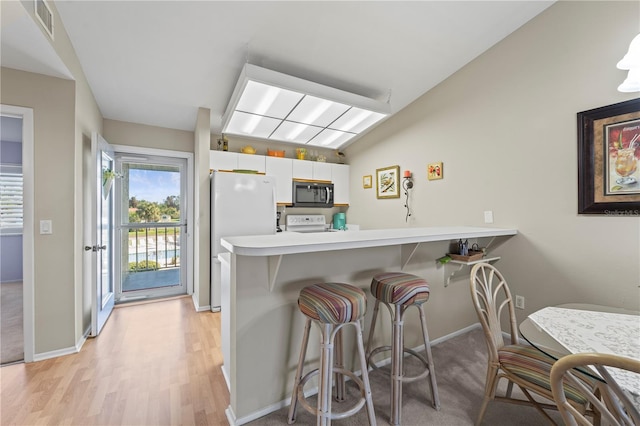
[227,385,320,426]
[73,325,92,354]
[211,306,220,313]
[191,293,211,312]
[33,345,79,362]
[222,364,230,391]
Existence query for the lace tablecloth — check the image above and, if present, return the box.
[528,307,640,395]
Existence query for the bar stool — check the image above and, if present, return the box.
[288,282,376,426]
[366,272,440,426]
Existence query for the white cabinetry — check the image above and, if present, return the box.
[210,151,238,171]
[265,157,293,204]
[238,153,265,172]
[331,163,350,205]
[312,162,332,181]
[209,151,266,173]
[291,159,332,181]
[211,151,350,205]
[292,159,313,180]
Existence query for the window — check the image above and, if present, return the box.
[0,165,23,233]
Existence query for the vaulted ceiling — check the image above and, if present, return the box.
[2,1,554,146]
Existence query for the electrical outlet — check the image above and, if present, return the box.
[515,295,525,310]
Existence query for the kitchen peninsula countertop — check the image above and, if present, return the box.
[220,225,518,425]
[220,226,518,256]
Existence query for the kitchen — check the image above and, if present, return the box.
[1,1,639,425]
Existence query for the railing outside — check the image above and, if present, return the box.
[127,225,180,272]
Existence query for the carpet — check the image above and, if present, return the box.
[1,281,23,365]
[247,326,561,425]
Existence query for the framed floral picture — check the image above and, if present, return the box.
[427,162,443,180]
[363,175,372,188]
[578,98,640,215]
[376,165,400,199]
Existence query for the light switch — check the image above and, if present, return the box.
[484,211,494,224]
[39,220,53,235]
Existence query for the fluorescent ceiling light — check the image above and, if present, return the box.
[221,64,391,148]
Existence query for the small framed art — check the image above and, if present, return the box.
[427,162,443,180]
[363,175,372,188]
[376,165,400,198]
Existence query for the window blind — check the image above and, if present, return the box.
[0,165,23,232]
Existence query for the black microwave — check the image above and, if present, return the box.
[292,181,334,208]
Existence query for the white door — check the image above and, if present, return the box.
[89,132,115,336]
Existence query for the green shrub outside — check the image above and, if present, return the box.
[128,260,159,272]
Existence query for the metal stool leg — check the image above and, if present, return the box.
[354,320,377,426]
[417,304,440,410]
[334,329,345,402]
[390,304,404,426]
[365,299,381,363]
[318,323,335,426]
[288,319,312,424]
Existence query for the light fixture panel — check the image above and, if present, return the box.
[222,64,391,148]
[330,107,387,133]
[236,81,304,119]
[224,111,281,138]
[270,121,323,144]
[309,129,356,149]
[287,96,350,127]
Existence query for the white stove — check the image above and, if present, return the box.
[285,214,330,233]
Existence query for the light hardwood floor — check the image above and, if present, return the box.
[0,296,230,425]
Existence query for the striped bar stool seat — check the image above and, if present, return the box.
[288,282,376,426]
[366,272,440,426]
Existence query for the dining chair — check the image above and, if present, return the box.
[469,263,595,425]
[550,352,640,426]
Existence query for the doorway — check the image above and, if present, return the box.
[114,149,192,303]
[0,105,34,364]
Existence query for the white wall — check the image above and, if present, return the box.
[345,1,640,334]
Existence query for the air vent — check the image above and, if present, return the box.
[34,0,54,40]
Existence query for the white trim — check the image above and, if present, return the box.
[1,105,35,363]
[191,293,211,312]
[111,144,195,300]
[33,345,78,362]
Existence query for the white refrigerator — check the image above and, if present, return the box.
[210,171,276,311]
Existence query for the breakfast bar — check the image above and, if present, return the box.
[220,226,517,425]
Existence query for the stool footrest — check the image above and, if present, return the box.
[367,345,431,382]
[296,367,368,421]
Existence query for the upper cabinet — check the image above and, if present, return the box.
[211,150,349,205]
[312,162,332,181]
[291,159,313,180]
[331,164,349,206]
[238,153,265,172]
[265,157,293,204]
[209,151,266,173]
[209,151,238,171]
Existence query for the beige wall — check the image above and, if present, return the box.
[346,1,640,336]
[103,119,194,151]
[1,67,77,353]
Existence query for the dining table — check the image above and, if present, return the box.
[519,303,640,401]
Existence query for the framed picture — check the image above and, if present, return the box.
[376,165,400,199]
[427,162,443,180]
[363,175,372,188]
[578,98,640,215]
